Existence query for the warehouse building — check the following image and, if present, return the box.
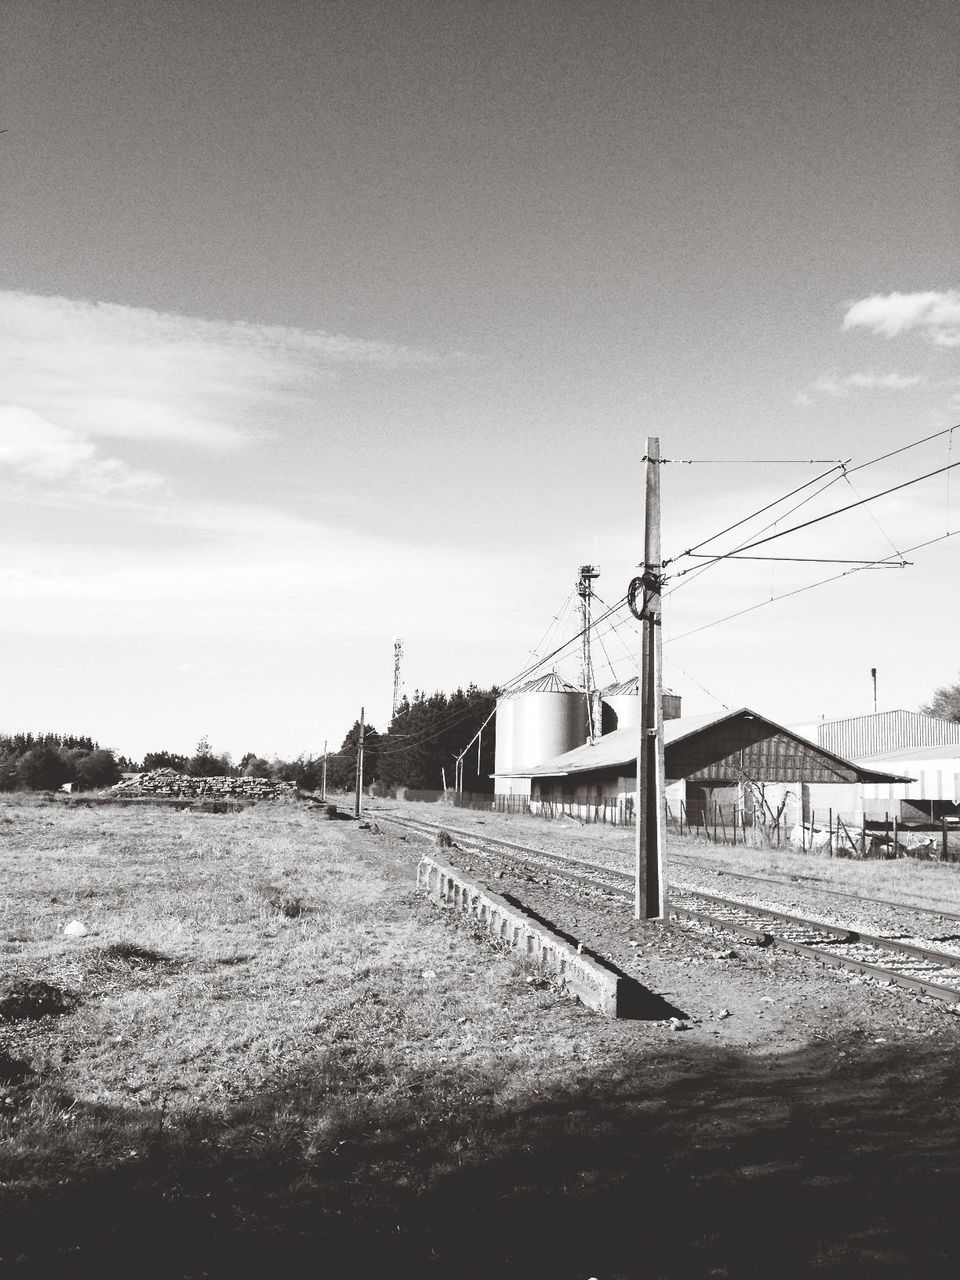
[498,707,909,827]
[794,710,960,822]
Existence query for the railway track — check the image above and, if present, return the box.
[668,853,960,925]
[376,809,960,1007]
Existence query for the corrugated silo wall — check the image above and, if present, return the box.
[513,690,588,770]
[602,694,641,734]
[493,696,516,776]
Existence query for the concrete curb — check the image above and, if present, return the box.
[417,853,624,1017]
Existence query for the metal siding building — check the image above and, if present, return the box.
[499,708,910,823]
[815,711,960,759]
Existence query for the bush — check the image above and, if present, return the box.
[16,747,71,792]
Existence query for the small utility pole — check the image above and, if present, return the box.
[354,707,365,819]
[635,437,666,920]
[321,739,327,801]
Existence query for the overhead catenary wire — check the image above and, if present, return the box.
[666,423,960,576]
[665,527,960,646]
[672,453,960,579]
[684,553,910,566]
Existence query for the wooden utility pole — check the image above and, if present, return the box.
[635,437,666,920]
[354,707,365,819]
[321,739,327,801]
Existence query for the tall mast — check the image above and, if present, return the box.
[391,638,403,718]
[577,563,600,743]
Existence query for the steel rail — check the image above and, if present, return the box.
[376,810,960,1005]
[668,854,960,924]
[377,808,960,927]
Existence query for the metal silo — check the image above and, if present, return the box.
[493,693,516,779]
[510,673,587,768]
[600,678,681,734]
[601,677,641,735]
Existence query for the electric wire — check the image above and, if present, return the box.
[839,463,906,565]
[665,527,960,646]
[666,423,960,576]
[672,455,960,578]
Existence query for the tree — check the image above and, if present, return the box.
[142,750,189,773]
[16,747,71,791]
[74,749,122,790]
[376,684,498,793]
[922,677,960,723]
[187,737,233,777]
[325,721,380,792]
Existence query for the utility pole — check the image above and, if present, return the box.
[871,667,877,714]
[321,739,327,801]
[633,437,666,920]
[577,563,601,742]
[354,707,365,819]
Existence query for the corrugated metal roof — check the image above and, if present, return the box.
[855,742,960,764]
[601,678,679,697]
[817,710,960,757]
[499,707,912,784]
[602,676,639,696]
[514,708,739,777]
[505,672,581,696]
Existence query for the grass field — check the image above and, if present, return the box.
[4,796,960,1278]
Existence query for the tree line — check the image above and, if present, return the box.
[324,685,499,795]
[4,673,959,795]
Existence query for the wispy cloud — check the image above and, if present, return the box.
[843,290,960,347]
[797,371,926,404]
[812,371,925,396]
[0,406,160,494]
[0,290,446,453]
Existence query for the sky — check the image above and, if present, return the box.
[1,0,958,763]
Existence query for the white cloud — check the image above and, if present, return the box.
[0,406,160,493]
[843,290,960,347]
[808,371,926,397]
[0,290,446,452]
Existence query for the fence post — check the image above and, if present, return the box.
[828,808,833,856]
[719,806,727,844]
[680,800,685,837]
[713,802,718,844]
[893,812,899,856]
[944,816,949,862]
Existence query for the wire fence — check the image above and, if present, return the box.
[514,794,960,861]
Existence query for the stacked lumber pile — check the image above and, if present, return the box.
[111,768,297,801]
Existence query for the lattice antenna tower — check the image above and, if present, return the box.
[392,638,404,718]
[577,564,600,742]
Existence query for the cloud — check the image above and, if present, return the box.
[0,290,447,452]
[809,371,926,397]
[798,371,926,404]
[843,291,960,347]
[0,406,160,494]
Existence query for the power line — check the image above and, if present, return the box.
[658,457,845,465]
[684,553,909,566]
[666,527,960,646]
[665,423,960,577]
[673,454,960,578]
[663,461,848,565]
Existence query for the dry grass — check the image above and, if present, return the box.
[4,796,960,1277]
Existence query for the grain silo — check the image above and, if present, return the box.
[600,678,681,735]
[494,673,588,795]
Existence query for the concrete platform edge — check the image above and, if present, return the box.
[417,853,622,1017]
